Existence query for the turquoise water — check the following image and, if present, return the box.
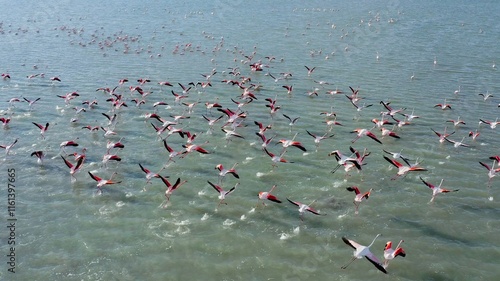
[1,1,500,280]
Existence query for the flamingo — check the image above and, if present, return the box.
[351,128,382,144]
[215,163,240,183]
[207,181,238,209]
[341,234,387,274]
[306,130,334,149]
[383,149,409,162]
[283,113,300,132]
[203,115,223,134]
[162,140,181,164]
[32,122,49,139]
[304,65,316,76]
[106,138,125,153]
[380,101,406,117]
[159,176,187,208]
[61,156,84,182]
[434,99,452,110]
[23,97,41,111]
[383,155,427,180]
[468,130,480,140]
[479,160,500,186]
[101,153,121,168]
[254,121,272,136]
[402,108,420,121]
[329,147,361,173]
[276,133,307,153]
[257,185,282,206]
[444,136,469,148]
[221,128,245,141]
[0,138,18,155]
[181,143,210,155]
[371,116,393,128]
[380,126,400,139]
[383,240,406,268]
[419,177,459,202]
[479,118,499,129]
[446,116,466,127]
[101,126,117,137]
[60,139,79,154]
[346,186,373,214]
[138,163,160,185]
[286,198,324,220]
[478,92,493,101]
[255,132,275,149]
[431,127,455,143]
[0,117,10,129]
[88,172,121,194]
[263,148,292,169]
[30,150,44,164]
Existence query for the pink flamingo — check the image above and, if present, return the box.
[383,240,406,268]
[341,234,387,274]
[419,177,459,202]
[346,186,373,214]
[257,185,282,206]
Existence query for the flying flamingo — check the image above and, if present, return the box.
[444,136,469,148]
[479,160,500,186]
[383,240,406,268]
[431,127,455,143]
[203,115,224,134]
[351,128,382,144]
[207,181,238,209]
[254,121,272,136]
[346,186,373,214]
[159,176,187,208]
[383,156,427,180]
[0,117,10,129]
[23,97,41,111]
[61,155,84,182]
[0,138,18,155]
[32,122,49,139]
[181,143,210,156]
[283,113,300,132]
[446,116,466,127]
[468,130,480,140]
[139,163,160,186]
[434,99,452,110]
[257,185,282,206]
[383,149,409,162]
[286,198,325,221]
[306,130,334,150]
[276,133,307,153]
[162,140,182,164]
[304,65,316,76]
[101,153,122,168]
[380,126,400,139]
[255,132,275,149]
[341,234,387,274]
[380,101,406,117]
[479,118,499,129]
[106,138,125,153]
[329,147,361,173]
[263,148,292,169]
[215,163,239,183]
[30,150,44,164]
[88,172,121,195]
[60,139,79,154]
[419,177,459,202]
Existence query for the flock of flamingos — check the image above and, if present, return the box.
[1,18,499,276]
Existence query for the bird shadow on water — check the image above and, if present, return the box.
[391,217,480,247]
